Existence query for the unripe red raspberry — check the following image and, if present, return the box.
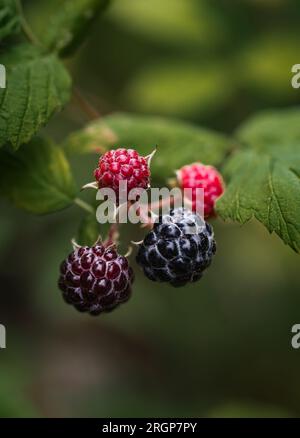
[94,148,150,202]
[58,244,134,315]
[176,162,224,218]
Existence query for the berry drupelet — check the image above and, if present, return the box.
[136,208,216,287]
[177,162,224,218]
[94,148,151,203]
[58,244,134,315]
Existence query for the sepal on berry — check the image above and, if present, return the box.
[144,147,157,171]
[81,181,98,191]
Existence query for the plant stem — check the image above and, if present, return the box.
[73,87,101,121]
[16,0,41,46]
[103,224,119,248]
[74,198,95,214]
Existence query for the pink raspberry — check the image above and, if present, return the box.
[94,148,150,202]
[177,163,224,218]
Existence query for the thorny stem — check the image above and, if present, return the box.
[135,193,194,229]
[135,211,152,229]
[148,193,182,211]
[16,0,41,46]
[135,194,183,228]
[74,198,95,214]
[116,201,154,229]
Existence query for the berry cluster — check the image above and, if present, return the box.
[58,244,134,315]
[58,147,223,316]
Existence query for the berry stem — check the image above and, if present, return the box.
[16,0,41,46]
[74,198,95,214]
[137,194,194,228]
[149,194,182,211]
[73,87,101,121]
[137,206,154,228]
[103,224,119,247]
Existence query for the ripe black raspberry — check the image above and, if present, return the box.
[94,148,150,202]
[58,245,134,315]
[136,208,216,287]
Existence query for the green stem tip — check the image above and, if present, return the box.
[74,198,95,214]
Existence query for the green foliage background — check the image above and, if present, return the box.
[0,0,300,418]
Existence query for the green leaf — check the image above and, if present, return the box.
[40,0,110,56]
[77,213,101,246]
[0,137,77,214]
[0,0,21,41]
[236,106,300,149]
[217,108,300,253]
[64,112,234,181]
[0,43,71,150]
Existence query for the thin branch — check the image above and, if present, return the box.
[73,87,101,121]
[16,0,41,46]
[74,198,95,214]
[103,224,119,248]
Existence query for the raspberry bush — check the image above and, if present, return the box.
[0,1,299,319]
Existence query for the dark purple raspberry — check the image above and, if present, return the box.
[136,208,216,287]
[58,245,134,315]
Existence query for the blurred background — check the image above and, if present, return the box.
[1,0,300,418]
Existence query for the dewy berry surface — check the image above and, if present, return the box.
[58,245,134,315]
[136,208,216,287]
[94,148,150,202]
[177,162,224,218]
